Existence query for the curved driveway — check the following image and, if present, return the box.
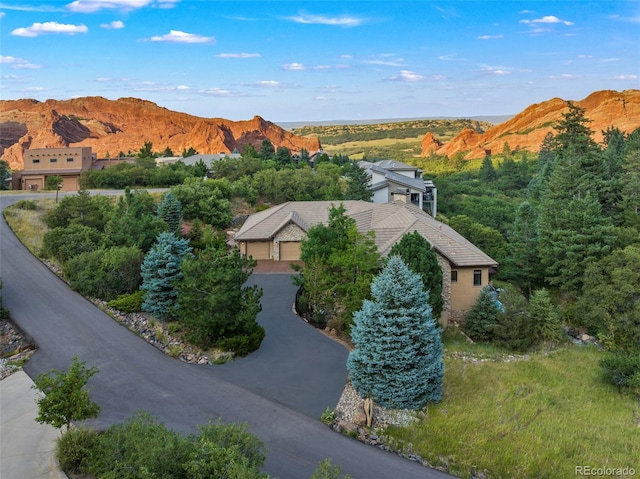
[0,192,451,479]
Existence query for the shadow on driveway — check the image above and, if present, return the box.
[211,274,349,420]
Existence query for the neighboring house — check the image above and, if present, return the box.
[359,160,437,217]
[155,153,242,168]
[19,147,94,191]
[234,200,497,325]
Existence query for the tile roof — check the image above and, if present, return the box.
[235,201,497,267]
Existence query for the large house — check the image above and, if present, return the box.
[19,147,94,191]
[360,160,437,216]
[234,200,497,325]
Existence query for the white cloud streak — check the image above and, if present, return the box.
[65,0,175,12]
[478,34,504,40]
[12,21,88,37]
[216,53,260,58]
[148,30,215,44]
[100,20,125,29]
[282,62,305,70]
[520,15,574,26]
[286,13,364,27]
[0,55,42,69]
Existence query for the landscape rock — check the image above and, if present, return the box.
[422,89,640,160]
[0,96,322,169]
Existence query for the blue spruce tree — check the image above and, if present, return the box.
[140,232,192,320]
[156,192,183,234]
[347,255,444,409]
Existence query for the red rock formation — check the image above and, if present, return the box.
[421,89,640,159]
[0,96,321,170]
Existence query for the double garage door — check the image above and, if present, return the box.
[244,241,301,261]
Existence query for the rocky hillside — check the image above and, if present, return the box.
[0,96,322,170]
[421,89,640,159]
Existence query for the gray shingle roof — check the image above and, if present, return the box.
[235,201,497,267]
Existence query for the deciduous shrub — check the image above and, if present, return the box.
[600,352,640,397]
[56,427,98,473]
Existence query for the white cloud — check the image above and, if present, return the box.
[312,65,332,70]
[149,30,215,44]
[100,20,124,29]
[389,70,424,82]
[314,96,328,101]
[66,0,151,12]
[0,55,42,69]
[612,74,638,80]
[286,13,363,27]
[365,59,406,67]
[478,34,503,40]
[520,15,574,26]
[340,54,352,59]
[0,12,5,18]
[216,53,260,58]
[254,80,281,87]
[282,62,305,70]
[199,87,237,97]
[549,73,577,79]
[12,21,88,37]
[480,65,511,75]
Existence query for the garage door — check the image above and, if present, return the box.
[279,241,301,261]
[246,241,270,260]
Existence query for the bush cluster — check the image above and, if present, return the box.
[600,352,640,397]
[56,412,267,479]
[463,285,564,352]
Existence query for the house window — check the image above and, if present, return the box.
[50,158,57,163]
[67,157,74,163]
[473,270,482,286]
[451,270,458,282]
[32,159,40,164]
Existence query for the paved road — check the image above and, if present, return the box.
[0,192,452,479]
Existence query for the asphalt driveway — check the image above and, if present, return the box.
[0,192,451,479]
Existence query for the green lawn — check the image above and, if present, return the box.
[385,334,639,478]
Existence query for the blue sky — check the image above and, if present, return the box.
[1,1,638,122]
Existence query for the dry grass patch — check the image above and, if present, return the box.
[3,198,56,255]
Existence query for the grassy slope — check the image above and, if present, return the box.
[386,332,639,478]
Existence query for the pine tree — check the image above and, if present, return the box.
[176,246,263,352]
[140,232,192,320]
[343,162,373,201]
[502,201,543,297]
[347,256,444,410]
[157,192,183,233]
[388,230,444,319]
[462,287,499,342]
[479,155,497,182]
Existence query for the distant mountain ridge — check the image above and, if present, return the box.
[421,89,640,159]
[0,96,322,170]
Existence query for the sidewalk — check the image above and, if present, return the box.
[0,371,67,479]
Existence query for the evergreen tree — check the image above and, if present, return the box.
[104,188,167,252]
[347,256,444,409]
[343,162,373,201]
[539,190,615,294]
[299,148,310,165]
[274,146,293,166]
[140,232,192,320]
[577,245,640,352]
[259,139,275,161]
[529,289,564,345]
[157,192,183,233]
[0,160,11,190]
[502,201,543,297]
[527,132,556,200]
[389,231,444,319]
[621,149,640,229]
[462,287,500,342]
[176,246,263,352]
[479,155,497,182]
[182,146,198,157]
